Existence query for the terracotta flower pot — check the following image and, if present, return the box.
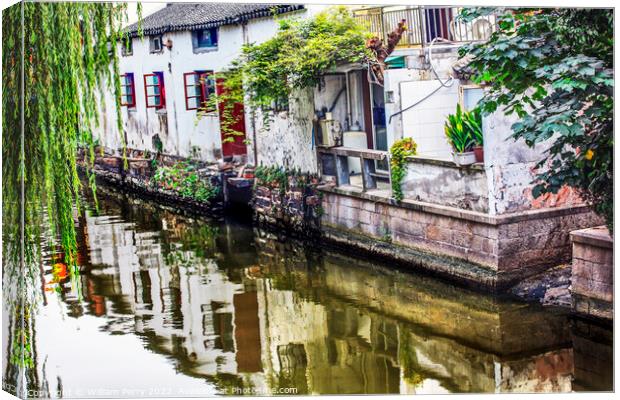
[473,146,484,163]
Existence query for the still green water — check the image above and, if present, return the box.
[7,187,612,397]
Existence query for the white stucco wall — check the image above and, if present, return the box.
[95,9,315,162]
[250,88,317,173]
[384,46,463,160]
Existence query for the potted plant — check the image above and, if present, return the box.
[464,106,484,163]
[444,104,476,166]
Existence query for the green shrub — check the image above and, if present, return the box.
[390,137,418,201]
[444,104,476,153]
[152,162,219,202]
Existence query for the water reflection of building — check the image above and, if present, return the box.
[250,232,579,394]
[80,206,267,390]
[70,193,611,395]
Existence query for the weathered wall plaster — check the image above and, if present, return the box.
[250,88,318,172]
[483,111,584,215]
[401,158,488,212]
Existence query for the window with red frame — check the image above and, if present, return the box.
[183,71,215,111]
[120,73,136,107]
[144,72,166,108]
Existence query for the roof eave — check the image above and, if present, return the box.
[124,4,304,39]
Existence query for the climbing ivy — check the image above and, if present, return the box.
[390,137,418,201]
[459,8,613,232]
[203,6,375,141]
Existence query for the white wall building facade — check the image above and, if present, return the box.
[97,3,316,162]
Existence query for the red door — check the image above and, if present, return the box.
[216,78,247,157]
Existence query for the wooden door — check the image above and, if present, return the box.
[216,78,247,157]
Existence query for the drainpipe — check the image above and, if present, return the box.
[345,71,352,131]
[251,109,258,166]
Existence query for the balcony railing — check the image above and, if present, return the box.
[353,6,496,48]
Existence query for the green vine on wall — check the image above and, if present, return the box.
[201,7,376,143]
[390,137,418,201]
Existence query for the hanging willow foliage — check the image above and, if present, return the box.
[2,2,133,270]
[2,2,140,384]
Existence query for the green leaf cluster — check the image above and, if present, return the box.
[390,137,418,201]
[254,165,289,193]
[152,162,219,202]
[204,7,375,141]
[459,8,613,232]
[444,104,482,153]
[2,2,133,295]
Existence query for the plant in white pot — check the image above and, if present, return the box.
[464,106,484,163]
[444,104,476,166]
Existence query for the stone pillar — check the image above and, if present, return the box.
[570,226,613,320]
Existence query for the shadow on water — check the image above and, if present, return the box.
[4,185,612,397]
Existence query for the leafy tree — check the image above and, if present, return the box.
[459,8,613,232]
[205,7,376,140]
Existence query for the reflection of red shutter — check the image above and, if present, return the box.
[216,78,247,157]
[233,292,262,373]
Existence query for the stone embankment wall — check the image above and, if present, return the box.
[252,170,323,235]
[570,227,613,320]
[320,188,602,290]
[78,149,226,216]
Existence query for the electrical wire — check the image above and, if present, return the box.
[428,37,456,88]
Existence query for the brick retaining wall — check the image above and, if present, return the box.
[570,227,613,320]
[320,187,602,289]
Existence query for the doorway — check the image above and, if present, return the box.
[216,78,247,158]
[370,81,389,172]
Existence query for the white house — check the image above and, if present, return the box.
[98,3,315,162]
[97,3,588,219]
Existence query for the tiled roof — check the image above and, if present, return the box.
[124,3,304,37]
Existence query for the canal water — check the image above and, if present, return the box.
[6,186,612,397]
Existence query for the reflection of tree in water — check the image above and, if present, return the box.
[398,325,425,387]
[276,344,309,394]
